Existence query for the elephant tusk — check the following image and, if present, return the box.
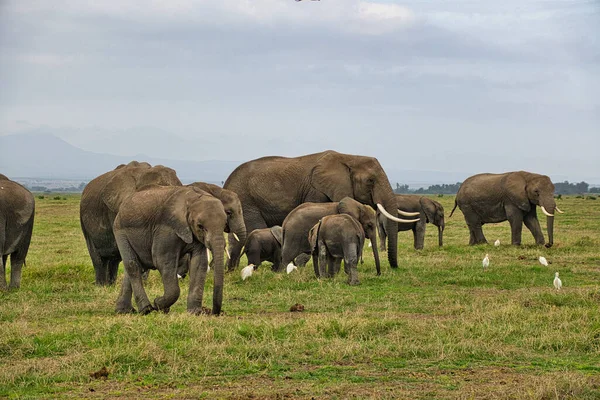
[225,246,231,259]
[555,206,564,214]
[206,248,212,263]
[397,208,421,217]
[377,203,420,223]
[541,206,554,217]
[232,232,240,241]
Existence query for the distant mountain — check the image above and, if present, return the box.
[0,133,240,183]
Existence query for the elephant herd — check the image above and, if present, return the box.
[0,151,561,316]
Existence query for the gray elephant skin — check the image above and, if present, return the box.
[308,214,365,285]
[114,185,227,315]
[377,195,445,251]
[187,182,247,267]
[0,175,35,290]
[450,171,560,247]
[241,226,283,271]
[224,150,414,270]
[281,197,382,275]
[80,161,182,285]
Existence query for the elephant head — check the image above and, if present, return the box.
[420,197,445,247]
[102,165,182,215]
[310,151,417,268]
[504,171,559,247]
[269,226,283,246]
[337,197,381,275]
[176,191,227,315]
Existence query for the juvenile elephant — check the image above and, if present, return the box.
[450,171,562,247]
[224,150,418,270]
[280,197,406,276]
[187,182,247,271]
[308,214,365,285]
[0,175,35,290]
[241,226,283,271]
[377,195,445,251]
[114,185,227,315]
[80,161,182,285]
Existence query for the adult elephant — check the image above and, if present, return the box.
[186,182,246,264]
[1,175,35,290]
[80,161,182,285]
[377,195,445,251]
[224,150,417,269]
[281,197,404,275]
[449,171,562,247]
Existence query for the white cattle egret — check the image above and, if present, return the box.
[553,272,562,290]
[177,274,183,279]
[241,264,254,280]
[368,240,372,248]
[494,239,500,247]
[482,254,490,269]
[286,263,298,274]
[539,256,548,266]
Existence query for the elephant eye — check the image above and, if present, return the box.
[226,210,233,216]
[367,178,375,185]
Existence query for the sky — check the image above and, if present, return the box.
[1,0,599,182]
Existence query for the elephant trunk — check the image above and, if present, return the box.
[209,234,226,315]
[227,219,247,271]
[369,229,381,276]
[546,215,554,248]
[540,198,556,248]
[382,198,399,268]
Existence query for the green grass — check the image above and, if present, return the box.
[1,195,600,399]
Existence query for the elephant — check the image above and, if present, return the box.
[241,226,283,271]
[223,150,419,270]
[377,195,445,251]
[186,182,247,268]
[281,197,388,275]
[80,161,182,285]
[308,214,365,285]
[0,175,35,290]
[449,171,562,247]
[114,185,227,315]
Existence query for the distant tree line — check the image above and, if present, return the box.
[395,181,598,195]
[27,182,87,193]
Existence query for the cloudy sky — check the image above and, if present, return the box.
[1,0,598,181]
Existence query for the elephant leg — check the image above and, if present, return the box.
[272,248,283,273]
[506,206,524,246]
[8,252,25,289]
[187,247,209,314]
[318,245,328,278]
[331,258,341,277]
[0,250,7,291]
[229,208,266,271]
[107,258,121,285]
[116,235,153,315]
[153,266,180,313]
[312,252,320,278]
[115,272,136,314]
[414,222,426,250]
[463,207,487,245]
[84,235,109,286]
[378,220,387,252]
[344,247,360,285]
[294,253,310,268]
[523,211,545,245]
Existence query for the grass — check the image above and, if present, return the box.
[1,194,600,399]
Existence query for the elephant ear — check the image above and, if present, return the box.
[311,152,353,201]
[165,188,195,244]
[102,172,137,215]
[308,222,321,253]
[337,197,361,220]
[270,226,283,246]
[503,173,531,212]
[419,197,435,223]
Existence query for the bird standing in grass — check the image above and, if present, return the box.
[241,264,254,280]
[539,256,548,266]
[482,254,490,270]
[494,239,500,247]
[287,263,298,274]
[553,272,562,290]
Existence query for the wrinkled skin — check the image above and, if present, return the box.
[114,186,227,315]
[0,176,35,290]
[450,171,557,247]
[282,197,381,275]
[224,150,401,269]
[308,214,364,285]
[80,161,182,285]
[187,182,247,272]
[377,195,445,251]
[242,226,283,271]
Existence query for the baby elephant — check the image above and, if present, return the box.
[242,226,283,271]
[308,214,364,285]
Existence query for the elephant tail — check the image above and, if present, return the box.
[449,200,458,218]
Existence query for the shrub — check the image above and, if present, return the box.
[437,194,444,197]
[53,196,61,200]
[576,195,584,199]
[555,194,562,200]
[586,196,597,200]
[37,195,45,200]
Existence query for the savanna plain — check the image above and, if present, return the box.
[1,194,600,399]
